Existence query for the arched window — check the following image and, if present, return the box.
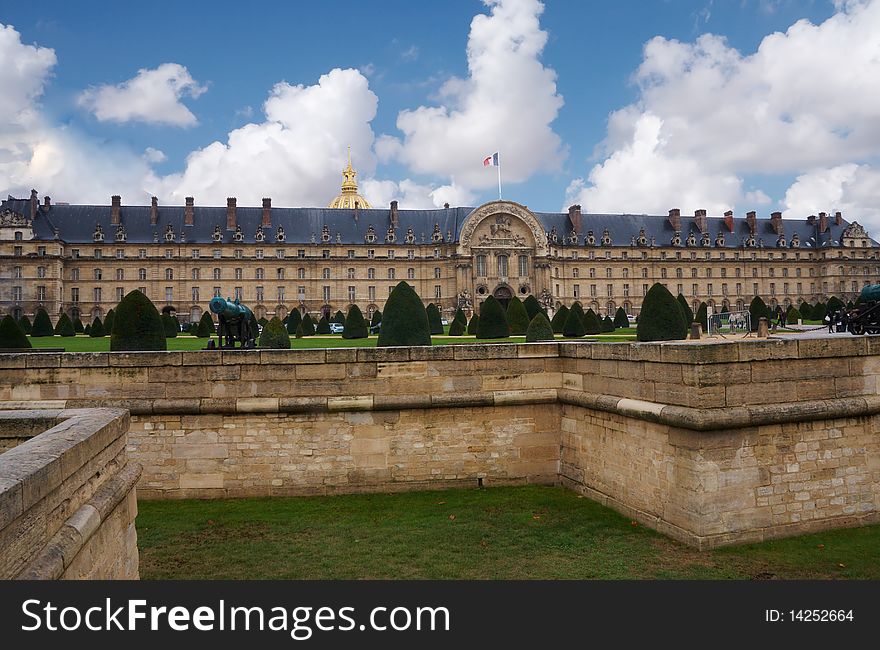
[497,255,509,277]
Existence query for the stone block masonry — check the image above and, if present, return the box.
[0,337,878,549]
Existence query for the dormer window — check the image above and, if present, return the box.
[405,227,415,244]
[93,224,105,242]
[601,228,612,246]
[790,233,800,248]
[275,225,285,242]
[715,232,725,247]
[637,228,648,247]
[321,224,331,243]
[365,225,376,243]
[568,230,578,245]
[212,225,223,242]
[115,225,126,242]
[164,224,176,242]
[255,226,265,242]
[776,234,787,248]
[585,230,596,246]
[233,225,244,242]
[432,223,443,243]
[671,231,682,246]
[701,232,711,247]
[385,226,396,243]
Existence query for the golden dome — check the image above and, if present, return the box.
[328,147,372,209]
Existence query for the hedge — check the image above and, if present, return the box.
[550,305,569,334]
[696,302,708,331]
[506,296,530,335]
[826,296,844,313]
[196,311,216,337]
[563,303,586,337]
[583,308,602,335]
[332,310,346,325]
[371,309,382,327]
[316,315,332,334]
[104,308,115,336]
[287,309,302,334]
[467,313,480,335]
[110,290,166,351]
[426,303,444,335]
[476,296,510,339]
[55,313,75,337]
[786,306,802,323]
[523,294,544,321]
[677,294,694,326]
[89,316,106,337]
[18,315,32,335]
[799,301,813,320]
[748,296,770,332]
[448,308,467,336]
[613,306,629,329]
[31,308,54,337]
[0,314,31,349]
[161,314,178,338]
[300,313,316,336]
[377,281,432,347]
[601,315,615,332]
[72,316,84,333]
[525,312,555,342]
[637,283,688,342]
[342,304,368,339]
[259,317,290,349]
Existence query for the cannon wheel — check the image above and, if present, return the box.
[849,321,865,335]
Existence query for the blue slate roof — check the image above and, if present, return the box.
[2,195,873,249]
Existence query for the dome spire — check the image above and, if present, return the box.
[329,146,372,209]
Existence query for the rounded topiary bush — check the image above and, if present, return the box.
[286,309,302,334]
[110,290,166,351]
[0,314,31,349]
[677,294,694,326]
[467,313,480,335]
[426,303,444,335]
[18,315,32,335]
[316,315,331,334]
[614,306,629,329]
[55,313,75,337]
[637,283,688,342]
[748,296,770,332]
[525,312,555,342]
[378,281,431,347]
[448,308,467,336]
[259,317,290,349]
[523,294,544,321]
[563,302,586,337]
[104,308,115,336]
[550,305,569,334]
[31,308,54,337]
[506,296,530,335]
[89,316,106,337]
[583,307,603,335]
[196,311,215,337]
[601,315,615,333]
[72,316,84,334]
[300,313,316,336]
[343,304,368,339]
[332,310,346,325]
[476,296,510,339]
[161,314,177,338]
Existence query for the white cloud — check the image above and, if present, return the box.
[380,0,565,193]
[143,147,166,163]
[569,0,880,218]
[361,177,476,209]
[0,24,56,129]
[78,63,206,127]
[783,164,880,230]
[400,45,419,62]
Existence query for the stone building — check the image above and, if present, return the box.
[1,159,877,324]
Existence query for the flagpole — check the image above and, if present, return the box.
[497,152,502,200]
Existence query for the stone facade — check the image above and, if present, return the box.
[0,338,878,548]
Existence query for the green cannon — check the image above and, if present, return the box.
[209,297,257,348]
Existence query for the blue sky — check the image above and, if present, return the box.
[2,0,878,229]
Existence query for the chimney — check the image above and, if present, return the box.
[818,211,828,233]
[390,200,399,228]
[835,211,843,226]
[444,202,450,209]
[150,196,159,225]
[770,211,783,235]
[261,197,272,227]
[43,196,51,210]
[807,214,816,226]
[723,210,734,233]
[568,204,582,234]
[667,208,681,232]
[111,195,121,225]
[185,196,195,226]
[694,209,708,234]
[30,189,38,220]
[746,210,757,234]
[226,197,236,230]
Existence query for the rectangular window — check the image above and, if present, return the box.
[277,249,286,259]
[192,287,200,303]
[37,266,46,279]
[37,286,46,302]
[435,285,441,299]
[255,249,264,259]
[298,249,306,258]
[165,249,173,259]
[323,250,330,259]
[116,287,124,302]
[623,284,630,298]
[434,267,441,279]
[708,283,713,295]
[643,284,648,296]
[692,283,698,296]
[71,287,79,303]
[348,250,355,259]
[278,286,285,302]
[590,284,597,297]
[476,255,487,277]
[256,286,263,302]
[770,282,776,295]
[387,250,395,259]
[323,286,331,302]
[94,249,102,259]
[138,268,147,281]
[348,286,356,302]
[677,283,683,296]
[94,287,102,302]
[12,286,22,301]
[213,249,222,259]
[165,287,173,302]
[573,284,580,298]
[214,286,222,298]
[234,287,242,301]
[297,286,305,301]
[754,282,759,295]
[607,284,613,297]
[783,282,789,294]
[38,246,46,256]
[519,255,528,277]
[722,283,728,296]
[138,249,146,259]
[72,249,80,259]
[139,287,147,297]
[368,286,376,301]
[116,249,125,259]
[368,249,375,259]
[192,249,200,259]
[736,283,742,295]
[407,250,415,260]
[235,268,243,280]
[71,268,80,281]
[116,268,124,281]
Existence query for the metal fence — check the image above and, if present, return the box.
[707,310,751,336]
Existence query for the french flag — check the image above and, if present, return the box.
[483,152,500,167]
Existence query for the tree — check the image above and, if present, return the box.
[563,303,586,337]
[316,315,332,334]
[448,308,467,336]
[601,315,615,333]
[110,290,167,351]
[696,302,708,331]
[259,317,290,349]
[550,305,569,334]
[332,310,346,325]
[507,296,530,335]
[748,296,770,332]
[258,316,269,328]
[467,313,480,335]
[31,308,54,337]
[525,312,555,342]
[826,296,844,313]
[287,309,302,334]
[378,281,432,347]
[799,301,813,320]
[161,314,178,338]
[84,324,91,336]
[370,309,382,328]
[55,313,75,337]
[523,294,544,321]
[786,306,802,324]
[583,308,602,335]
[812,302,827,321]
[89,316,106,337]
[18,315,32,335]
[300,313,316,336]
[637,283,688,342]
[677,294,694,326]
[0,314,31,349]
[476,295,510,339]
[295,322,304,338]
[104,309,115,336]
[72,316,84,334]
[196,312,216,337]
[343,304,368,339]
[426,302,444,335]
[613,307,629,329]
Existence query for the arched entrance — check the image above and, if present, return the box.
[493,285,513,310]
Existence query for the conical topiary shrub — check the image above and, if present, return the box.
[583,308,602,335]
[467,313,480,335]
[377,281,431,347]
[104,308,115,336]
[18,314,32,335]
[748,296,770,332]
[343,304,368,339]
[826,296,844,314]
[196,312,215,337]
[696,302,708,331]
[110,289,166,351]
[370,309,382,328]
[525,312,555,342]
[614,306,629,329]
[332,310,346,325]
[316,315,331,334]
[799,301,813,320]
[31,308,54,337]
[637,283,688,342]
[72,316,84,334]
[812,302,827,321]
[426,303,444,335]
[506,296,530,335]
[286,309,302,334]
[259,316,290,349]
[89,316,106,337]
[563,302,586,337]
[550,305,569,334]
[476,296,510,339]
[0,314,31,349]
[677,294,694,326]
[295,322,304,338]
[601,315,615,332]
[55,313,75,337]
[448,308,467,336]
[161,314,178,338]
[786,306,802,324]
[300,313,316,336]
[258,316,269,328]
[84,324,91,335]
[523,294,544,321]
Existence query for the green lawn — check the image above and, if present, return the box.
[26,328,637,352]
[136,485,880,580]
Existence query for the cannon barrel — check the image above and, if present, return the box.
[209,297,252,320]
[858,284,880,304]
